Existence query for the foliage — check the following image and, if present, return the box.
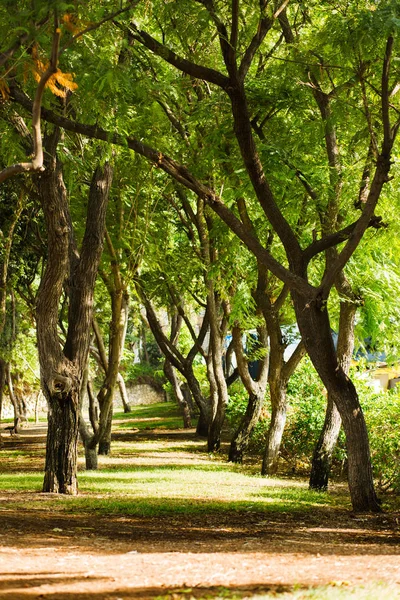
[122,360,164,388]
[355,375,400,492]
[226,380,270,452]
[226,358,400,491]
[282,360,342,471]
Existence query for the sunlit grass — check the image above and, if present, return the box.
[113,402,190,430]
[0,401,350,515]
[255,583,400,599]
[0,452,344,516]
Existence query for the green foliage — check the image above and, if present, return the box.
[123,360,164,387]
[282,360,338,469]
[226,358,400,490]
[354,374,400,492]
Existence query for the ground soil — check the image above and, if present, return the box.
[0,424,399,599]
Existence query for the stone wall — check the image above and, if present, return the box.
[116,383,165,408]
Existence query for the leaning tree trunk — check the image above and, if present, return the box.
[309,297,357,490]
[309,396,341,490]
[228,322,269,464]
[229,390,264,463]
[117,374,131,413]
[293,291,380,512]
[261,381,288,475]
[164,359,192,428]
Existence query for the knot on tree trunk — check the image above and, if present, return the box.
[49,374,72,396]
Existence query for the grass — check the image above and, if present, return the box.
[113,402,190,430]
[0,401,347,516]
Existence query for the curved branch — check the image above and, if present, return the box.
[129,23,229,88]
[0,16,61,184]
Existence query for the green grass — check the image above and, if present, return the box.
[0,401,351,515]
[0,447,344,516]
[113,401,191,430]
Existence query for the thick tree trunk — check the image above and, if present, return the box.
[229,391,264,463]
[195,410,208,437]
[98,396,113,455]
[261,383,287,475]
[43,383,80,494]
[293,292,380,512]
[164,359,192,428]
[182,369,210,436]
[309,299,357,490]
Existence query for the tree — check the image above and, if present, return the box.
[6,1,400,511]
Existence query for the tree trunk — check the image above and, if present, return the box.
[309,298,357,490]
[0,358,6,443]
[98,396,113,455]
[94,265,129,456]
[164,359,192,428]
[229,391,264,463]
[37,143,112,493]
[43,383,80,494]
[206,338,229,452]
[261,383,287,475]
[309,396,341,490]
[118,373,131,413]
[293,292,380,512]
[5,363,18,425]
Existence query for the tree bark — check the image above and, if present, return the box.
[228,322,269,463]
[229,391,264,463]
[0,358,5,422]
[261,382,288,475]
[164,359,192,428]
[93,261,129,457]
[37,141,112,493]
[309,297,357,490]
[309,396,341,490]
[293,291,380,512]
[117,373,131,413]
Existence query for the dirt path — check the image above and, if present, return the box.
[0,424,399,599]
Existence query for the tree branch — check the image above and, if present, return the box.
[11,85,313,297]
[0,15,61,184]
[128,22,229,88]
